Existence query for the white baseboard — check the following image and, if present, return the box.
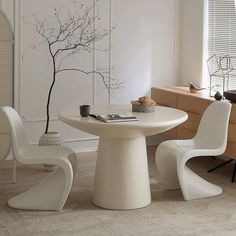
[6,134,161,160]
[6,134,232,161]
[61,134,166,153]
[6,138,99,160]
[63,138,99,153]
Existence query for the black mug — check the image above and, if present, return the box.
[80,105,90,117]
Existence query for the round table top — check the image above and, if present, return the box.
[58,104,188,138]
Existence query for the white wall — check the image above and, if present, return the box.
[1,0,182,152]
[178,0,205,87]
[110,0,181,103]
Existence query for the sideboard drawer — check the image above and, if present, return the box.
[164,128,177,139]
[178,94,209,114]
[181,112,201,131]
[225,141,236,159]
[177,126,196,139]
[227,124,236,143]
[229,104,236,124]
[151,88,178,108]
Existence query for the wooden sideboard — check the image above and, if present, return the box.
[151,86,236,160]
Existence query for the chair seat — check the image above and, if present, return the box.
[159,140,223,160]
[21,145,74,161]
[17,145,76,172]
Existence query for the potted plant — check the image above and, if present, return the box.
[32,1,121,146]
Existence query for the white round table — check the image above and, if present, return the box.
[58,104,188,210]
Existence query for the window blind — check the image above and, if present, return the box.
[207,0,236,95]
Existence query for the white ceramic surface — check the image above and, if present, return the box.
[59,104,188,210]
[155,101,232,200]
[39,132,63,172]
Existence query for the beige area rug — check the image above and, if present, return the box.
[1,146,236,236]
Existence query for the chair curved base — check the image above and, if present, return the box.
[8,167,71,211]
[156,142,223,201]
[179,166,223,200]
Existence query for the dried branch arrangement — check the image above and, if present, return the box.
[32,1,122,133]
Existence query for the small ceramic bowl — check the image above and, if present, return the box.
[132,104,155,113]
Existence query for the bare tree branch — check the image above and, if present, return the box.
[32,1,121,133]
[57,68,124,90]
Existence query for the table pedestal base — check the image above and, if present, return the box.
[92,136,151,210]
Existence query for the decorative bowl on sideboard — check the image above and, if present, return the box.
[224,90,236,103]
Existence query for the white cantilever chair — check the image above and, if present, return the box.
[155,101,232,200]
[1,106,77,210]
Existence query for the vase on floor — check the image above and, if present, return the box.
[39,131,63,171]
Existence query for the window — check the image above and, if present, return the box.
[207,0,236,96]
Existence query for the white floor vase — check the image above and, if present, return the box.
[39,132,63,171]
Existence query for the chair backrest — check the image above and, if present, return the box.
[194,101,232,152]
[1,106,28,159]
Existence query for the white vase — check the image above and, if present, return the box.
[39,132,63,171]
